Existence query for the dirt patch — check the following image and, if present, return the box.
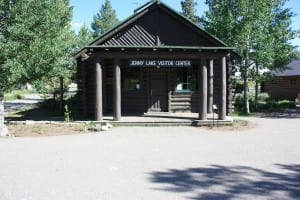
[202,119,256,131]
[7,123,90,137]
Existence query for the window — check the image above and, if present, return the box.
[290,79,296,85]
[121,68,141,91]
[176,67,196,92]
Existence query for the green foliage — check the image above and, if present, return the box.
[76,24,93,51]
[180,0,200,23]
[0,0,75,92]
[203,0,296,70]
[33,77,71,98]
[203,0,297,113]
[91,0,119,38]
[295,50,300,59]
[4,89,35,101]
[64,105,71,122]
[234,92,295,113]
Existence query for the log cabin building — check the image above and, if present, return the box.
[75,0,237,121]
[263,59,300,100]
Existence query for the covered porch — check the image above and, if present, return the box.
[77,46,235,122]
[86,111,233,126]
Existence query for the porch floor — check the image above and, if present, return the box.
[98,112,233,126]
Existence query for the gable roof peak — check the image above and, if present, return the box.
[134,0,161,14]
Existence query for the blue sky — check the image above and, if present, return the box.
[70,0,300,48]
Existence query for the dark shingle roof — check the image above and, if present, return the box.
[74,0,237,58]
[273,60,300,77]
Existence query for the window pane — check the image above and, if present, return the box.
[176,67,196,92]
[121,68,141,91]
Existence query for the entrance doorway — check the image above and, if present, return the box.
[149,70,168,112]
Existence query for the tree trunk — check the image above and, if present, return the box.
[244,47,250,114]
[254,62,259,111]
[59,77,64,114]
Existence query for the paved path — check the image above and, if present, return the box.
[4,94,43,113]
[0,116,299,200]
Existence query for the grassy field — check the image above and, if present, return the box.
[4,90,36,101]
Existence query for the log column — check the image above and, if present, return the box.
[207,58,214,114]
[199,57,207,120]
[113,58,121,121]
[95,58,103,121]
[219,56,227,120]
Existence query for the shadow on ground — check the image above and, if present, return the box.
[149,164,300,200]
[4,102,36,113]
[260,108,300,119]
[4,101,63,121]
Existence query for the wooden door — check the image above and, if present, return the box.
[149,71,167,112]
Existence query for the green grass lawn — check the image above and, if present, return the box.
[4,90,36,101]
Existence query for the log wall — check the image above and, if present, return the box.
[264,76,300,100]
[76,57,234,118]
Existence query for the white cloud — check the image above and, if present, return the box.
[72,22,84,29]
[71,22,84,33]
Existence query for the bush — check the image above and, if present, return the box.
[234,93,255,112]
[257,93,270,102]
[234,92,295,113]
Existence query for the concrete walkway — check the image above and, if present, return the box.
[0,116,299,200]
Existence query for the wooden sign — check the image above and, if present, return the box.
[129,59,191,67]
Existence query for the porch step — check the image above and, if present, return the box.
[109,118,233,127]
[111,121,194,126]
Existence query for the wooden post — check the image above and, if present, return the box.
[113,58,121,121]
[199,58,207,120]
[207,59,214,114]
[219,56,227,120]
[95,58,103,121]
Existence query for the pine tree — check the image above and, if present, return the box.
[76,25,93,50]
[180,0,200,24]
[91,0,119,38]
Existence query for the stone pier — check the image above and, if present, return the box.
[0,91,8,137]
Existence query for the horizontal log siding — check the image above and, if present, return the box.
[76,60,84,115]
[170,93,200,112]
[121,92,145,113]
[227,59,236,115]
[264,76,300,100]
[86,59,96,117]
[213,59,221,110]
[105,64,114,113]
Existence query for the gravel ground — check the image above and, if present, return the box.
[0,115,299,200]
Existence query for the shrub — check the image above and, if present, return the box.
[257,92,270,102]
[64,105,72,122]
[234,93,255,112]
[234,92,295,113]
